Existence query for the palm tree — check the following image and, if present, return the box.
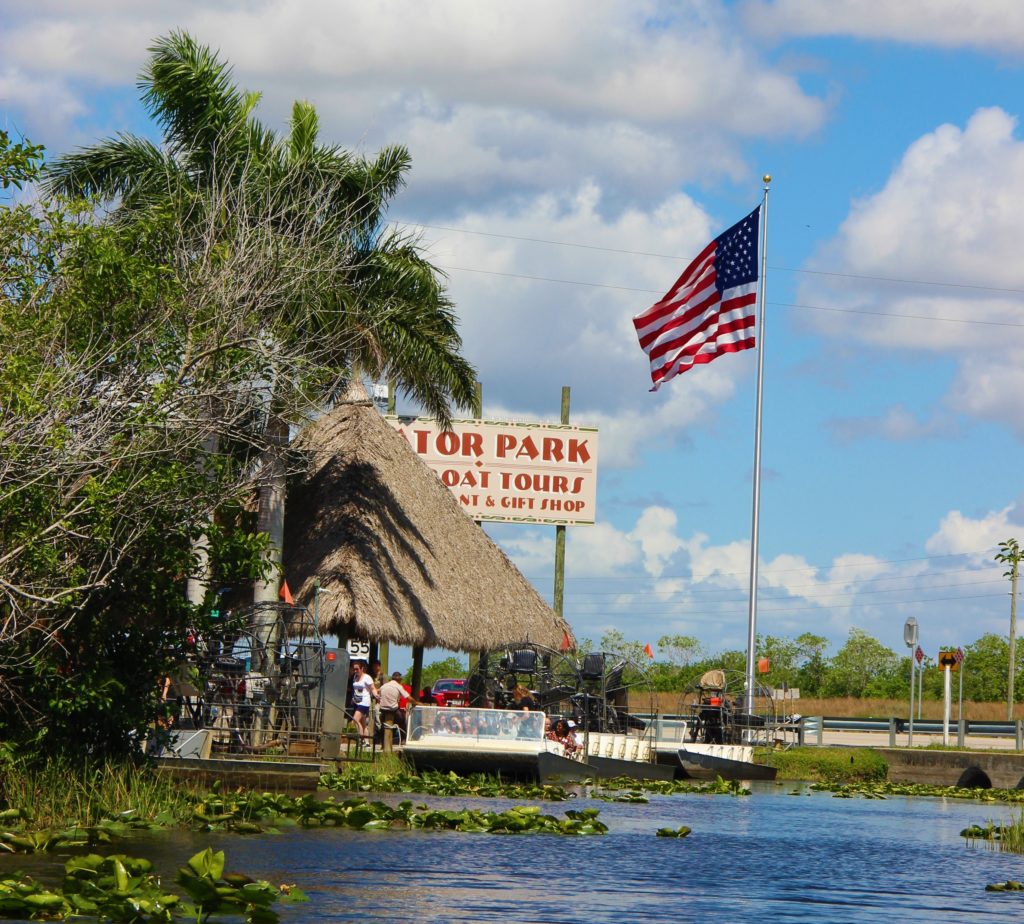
[46,31,477,604]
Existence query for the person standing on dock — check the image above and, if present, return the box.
[350,661,379,746]
[379,671,414,745]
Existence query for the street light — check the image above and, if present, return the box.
[904,617,918,746]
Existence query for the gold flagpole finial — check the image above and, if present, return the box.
[762,174,772,186]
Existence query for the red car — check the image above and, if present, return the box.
[430,678,469,707]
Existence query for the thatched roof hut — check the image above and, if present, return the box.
[282,386,574,652]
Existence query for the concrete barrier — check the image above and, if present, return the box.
[875,747,1024,789]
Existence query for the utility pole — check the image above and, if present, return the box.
[996,539,1022,721]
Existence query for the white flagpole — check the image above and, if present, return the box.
[744,175,771,715]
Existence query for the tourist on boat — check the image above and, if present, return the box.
[517,712,543,739]
[350,660,379,745]
[550,718,578,756]
[512,683,537,711]
[567,720,585,755]
[433,712,452,734]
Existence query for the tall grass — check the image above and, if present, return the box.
[1,759,201,832]
[998,808,1024,854]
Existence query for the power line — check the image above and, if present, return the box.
[561,572,1005,600]
[527,548,1005,583]
[567,590,1007,619]
[399,219,1024,297]
[443,264,1024,329]
[564,577,1005,609]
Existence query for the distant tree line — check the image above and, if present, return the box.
[420,629,1024,703]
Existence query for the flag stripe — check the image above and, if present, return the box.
[647,288,756,363]
[634,206,760,390]
[647,300,757,380]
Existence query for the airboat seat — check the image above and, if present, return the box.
[511,649,539,674]
[580,653,606,681]
[622,737,639,761]
[698,669,726,692]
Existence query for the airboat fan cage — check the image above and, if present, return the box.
[676,668,778,747]
[168,602,327,761]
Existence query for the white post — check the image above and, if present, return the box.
[958,661,964,722]
[942,664,952,746]
[908,656,916,746]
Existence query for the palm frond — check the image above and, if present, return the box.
[287,101,320,162]
[43,135,179,203]
[140,31,247,165]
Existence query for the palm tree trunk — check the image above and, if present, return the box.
[186,433,219,605]
[253,415,289,606]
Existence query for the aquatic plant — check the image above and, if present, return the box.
[190,785,607,837]
[0,875,67,919]
[0,850,301,922]
[811,780,1024,804]
[593,775,750,797]
[655,826,692,838]
[961,808,1024,855]
[176,848,306,923]
[64,853,179,922]
[319,767,573,801]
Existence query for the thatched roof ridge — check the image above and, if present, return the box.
[282,384,574,652]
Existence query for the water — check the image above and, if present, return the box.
[5,784,1024,922]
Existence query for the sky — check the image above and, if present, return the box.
[5,0,1024,667]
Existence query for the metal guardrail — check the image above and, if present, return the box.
[798,716,1024,748]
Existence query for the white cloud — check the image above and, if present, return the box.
[797,107,1024,432]
[2,1,827,205]
[493,501,1015,653]
[925,506,1021,559]
[743,0,1024,54]
[421,183,755,469]
[628,507,686,578]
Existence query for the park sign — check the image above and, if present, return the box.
[387,416,599,525]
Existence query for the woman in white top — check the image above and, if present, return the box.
[350,660,379,744]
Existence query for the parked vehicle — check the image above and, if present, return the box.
[431,678,469,707]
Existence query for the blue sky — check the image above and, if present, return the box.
[5,0,1024,667]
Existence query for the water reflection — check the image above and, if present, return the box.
[3,785,1023,922]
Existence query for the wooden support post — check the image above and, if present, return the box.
[553,386,570,618]
[410,646,425,700]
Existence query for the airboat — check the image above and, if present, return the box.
[153,602,350,785]
[402,643,675,782]
[666,669,779,780]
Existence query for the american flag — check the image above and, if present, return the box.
[634,206,760,390]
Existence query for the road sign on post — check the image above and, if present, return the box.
[905,618,918,746]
